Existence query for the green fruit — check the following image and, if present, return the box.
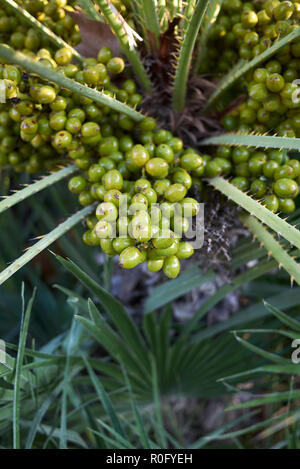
[134,178,151,193]
[181,153,203,171]
[248,153,267,176]
[163,255,180,279]
[263,194,279,212]
[231,177,250,191]
[119,246,143,269]
[205,160,222,178]
[55,47,73,65]
[266,73,285,92]
[131,211,152,242]
[96,202,118,222]
[103,169,123,191]
[20,117,38,136]
[274,164,294,180]
[97,47,113,64]
[107,57,125,74]
[113,237,135,254]
[156,144,174,163]
[147,259,164,273]
[155,239,179,257]
[274,178,299,198]
[104,189,123,206]
[153,230,175,249]
[232,147,250,164]
[78,190,94,206]
[68,176,87,194]
[177,242,194,260]
[173,169,192,189]
[144,187,157,204]
[250,179,268,198]
[100,238,116,256]
[95,220,114,239]
[263,161,279,179]
[180,197,200,217]
[83,230,99,246]
[53,130,72,148]
[164,183,187,202]
[131,144,150,167]
[88,164,105,182]
[82,122,100,138]
[278,198,296,213]
[146,158,169,178]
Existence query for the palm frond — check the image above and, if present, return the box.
[0,166,77,215]
[172,0,210,110]
[0,205,95,285]
[241,214,300,286]
[202,133,300,151]
[209,177,300,251]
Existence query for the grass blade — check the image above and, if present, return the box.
[13,286,36,449]
[263,301,300,333]
[76,0,103,21]
[151,355,167,449]
[56,256,149,369]
[81,353,127,439]
[233,331,289,365]
[141,0,160,47]
[0,205,95,286]
[120,362,151,449]
[0,166,77,215]
[0,45,144,122]
[144,265,215,313]
[172,0,210,110]
[193,0,222,73]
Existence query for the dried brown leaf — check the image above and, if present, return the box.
[67,11,121,58]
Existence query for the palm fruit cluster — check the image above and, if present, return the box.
[68,114,207,279]
[0,0,81,50]
[211,145,300,213]
[202,0,300,136]
[0,44,143,172]
[199,0,300,214]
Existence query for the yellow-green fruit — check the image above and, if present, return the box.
[155,239,179,257]
[177,242,194,259]
[146,158,169,178]
[147,259,164,273]
[152,230,175,249]
[163,255,181,279]
[100,238,116,256]
[165,184,187,202]
[130,211,152,242]
[96,202,118,222]
[119,246,144,269]
[95,220,114,239]
[131,144,150,167]
[113,237,135,254]
[180,198,200,217]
